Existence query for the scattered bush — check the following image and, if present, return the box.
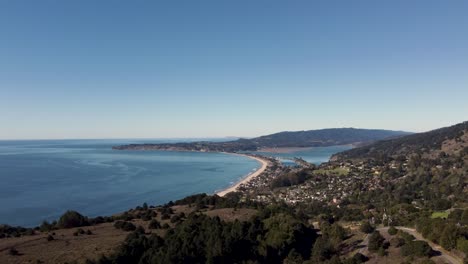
[114,221,136,231]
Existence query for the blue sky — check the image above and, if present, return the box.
[1,1,467,139]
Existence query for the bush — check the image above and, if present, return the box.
[360,221,375,234]
[58,211,88,228]
[344,253,368,264]
[401,240,432,257]
[9,247,19,256]
[170,215,181,224]
[368,231,385,252]
[148,219,161,229]
[46,234,54,241]
[161,213,170,220]
[388,226,397,235]
[390,237,405,247]
[114,221,136,231]
[39,220,54,232]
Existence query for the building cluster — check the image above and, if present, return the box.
[236,156,412,206]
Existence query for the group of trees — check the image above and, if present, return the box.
[89,206,318,264]
[270,170,310,188]
[416,212,468,254]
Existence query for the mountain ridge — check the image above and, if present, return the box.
[113,128,412,152]
[332,121,468,161]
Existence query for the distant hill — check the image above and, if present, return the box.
[332,121,468,161]
[113,128,411,152]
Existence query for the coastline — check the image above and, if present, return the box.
[216,154,269,197]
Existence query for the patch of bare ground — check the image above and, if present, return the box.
[0,222,128,264]
[203,208,257,222]
[0,206,188,264]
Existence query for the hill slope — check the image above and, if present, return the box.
[332,121,468,160]
[113,128,410,152]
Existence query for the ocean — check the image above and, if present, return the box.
[0,139,348,227]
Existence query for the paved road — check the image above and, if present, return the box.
[378,226,463,264]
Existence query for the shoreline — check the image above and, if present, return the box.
[216,154,269,197]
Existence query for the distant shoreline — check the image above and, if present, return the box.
[216,154,269,197]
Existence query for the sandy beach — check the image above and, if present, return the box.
[216,154,269,197]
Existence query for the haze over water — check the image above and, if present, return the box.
[0,140,347,227]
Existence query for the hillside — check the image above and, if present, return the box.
[113,128,410,151]
[332,121,468,161]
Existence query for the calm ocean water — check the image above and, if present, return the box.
[0,140,348,227]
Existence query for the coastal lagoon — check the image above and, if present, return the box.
[0,140,348,227]
[255,145,353,166]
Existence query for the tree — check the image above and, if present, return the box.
[456,238,468,255]
[461,209,468,225]
[401,240,432,257]
[368,231,384,252]
[58,210,88,228]
[311,237,333,262]
[440,224,458,250]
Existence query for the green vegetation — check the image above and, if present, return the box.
[430,211,449,219]
[359,222,375,234]
[368,231,385,252]
[313,167,349,176]
[401,240,432,257]
[335,121,467,160]
[388,226,397,235]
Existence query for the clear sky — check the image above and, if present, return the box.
[1,1,467,139]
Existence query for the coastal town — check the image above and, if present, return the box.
[229,153,411,206]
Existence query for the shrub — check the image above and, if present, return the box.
[47,234,54,241]
[58,211,88,228]
[360,221,375,234]
[162,223,170,229]
[39,220,54,232]
[170,215,181,224]
[348,253,368,264]
[149,219,161,229]
[9,247,19,256]
[368,231,385,252]
[161,213,170,220]
[388,226,397,235]
[114,221,136,231]
[87,229,93,235]
[401,240,432,257]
